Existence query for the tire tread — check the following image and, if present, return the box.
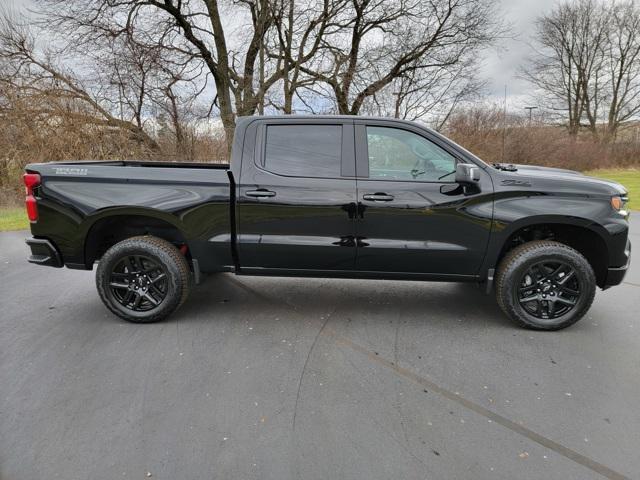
[96,235,191,323]
[495,240,596,330]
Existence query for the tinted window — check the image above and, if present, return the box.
[264,125,342,177]
[366,126,457,182]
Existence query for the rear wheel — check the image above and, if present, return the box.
[96,236,191,323]
[496,240,596,330]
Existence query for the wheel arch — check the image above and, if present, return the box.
[489,215,610,287]
[82,209,190,268]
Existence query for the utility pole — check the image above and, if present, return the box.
[524,106,538,123]
[502,85,507,162]
[258,39,265,115]
[392,91,401,118]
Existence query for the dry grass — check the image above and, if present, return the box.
[445,106,640,171]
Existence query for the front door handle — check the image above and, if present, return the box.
[363,193,394,202]
[245,189,276,198]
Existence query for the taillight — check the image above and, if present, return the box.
[23,173,41,222]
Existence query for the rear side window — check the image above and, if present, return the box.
[264,125,342,178]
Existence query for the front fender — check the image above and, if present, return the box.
[480,193,616,277]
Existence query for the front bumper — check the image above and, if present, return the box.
[26,238,63,268]
[603,240,631,288]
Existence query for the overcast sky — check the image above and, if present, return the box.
[8,0,557,109]
[482,0,558,107]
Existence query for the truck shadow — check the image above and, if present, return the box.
[176,273,512,329]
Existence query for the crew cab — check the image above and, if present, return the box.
[24,116,631,330]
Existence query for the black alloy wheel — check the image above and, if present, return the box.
[96,236,192,323]
[107,255,168,312]
[495,240,596,330]
[517,261,581,320]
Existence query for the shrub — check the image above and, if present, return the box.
[444,105,640,171]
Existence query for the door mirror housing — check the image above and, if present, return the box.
[455,163,480,185]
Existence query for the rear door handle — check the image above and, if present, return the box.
[363,193,394,202]
[245,189,276,198]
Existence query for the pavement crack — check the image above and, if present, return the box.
[324,327,631,480]
[292,311,332,431]
[392,314,412,449]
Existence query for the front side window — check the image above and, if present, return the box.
[264,125,342,178]
[366,126,457,182]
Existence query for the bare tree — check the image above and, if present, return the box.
[267,0,348,113]
[603,1,640,140]
[523,0,607,136]
[99,31,209,155]
[37,0,288,146]
[524,0,640,140]
[37,0,502,145]
[0,14,159,149]
[299,0,501,116]
[359,59,484,129]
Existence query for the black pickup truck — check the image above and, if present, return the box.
[24,116,631,330]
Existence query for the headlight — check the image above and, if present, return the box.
[611,195,628,212]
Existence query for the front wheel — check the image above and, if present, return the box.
[495,240,596,330]
[96,236,191,323]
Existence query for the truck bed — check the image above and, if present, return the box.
[25,160,234,271]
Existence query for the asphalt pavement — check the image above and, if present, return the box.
[1,216,639,480]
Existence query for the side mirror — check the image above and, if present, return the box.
[455,163,480,185]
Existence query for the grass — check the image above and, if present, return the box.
[585,168,639,211]
[0,207,29,232]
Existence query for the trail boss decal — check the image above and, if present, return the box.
[501,179,532,187]
[53,167,89,176]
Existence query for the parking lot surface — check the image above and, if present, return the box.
[1,216,639,480]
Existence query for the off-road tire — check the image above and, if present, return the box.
[495,240,596,330]
[96,236,191,323]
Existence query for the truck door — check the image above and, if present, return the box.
[237,119,358,271]
[353,120,493,276]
